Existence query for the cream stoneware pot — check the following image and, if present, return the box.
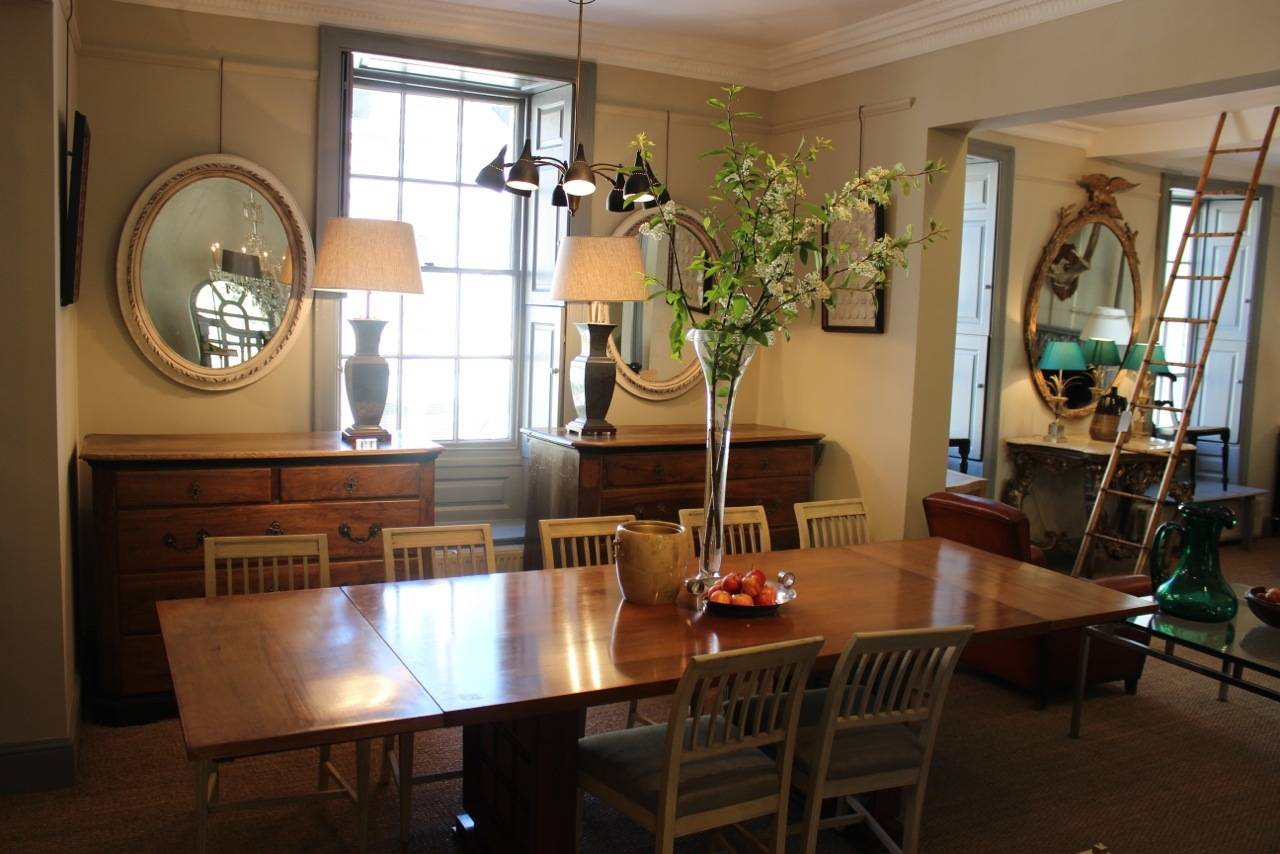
[613,520,689,605]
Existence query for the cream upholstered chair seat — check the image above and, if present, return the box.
[793,724,923,782]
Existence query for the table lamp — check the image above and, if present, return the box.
[1078,306,1131,347]
[550,236,646,436]
[314,218,422,445]
[1121,343,1175,438]
[1080,338,1122,397]
[1038,340,1087,443]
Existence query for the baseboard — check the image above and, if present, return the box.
[0,737,77,793]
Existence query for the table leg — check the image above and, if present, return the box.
[194,759,211,854]
[398,733,413,850]
[1217,661,1244,702]
[457,710,582,854]
[1070,629,1091,739]
[355,739,371,854]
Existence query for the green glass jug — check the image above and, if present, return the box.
[1150,502,1238,623]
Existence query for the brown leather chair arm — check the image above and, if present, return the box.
[1091,574,1153,597]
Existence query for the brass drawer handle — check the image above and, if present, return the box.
[338,522,382,544]
[265,521,285,536]
[162,529,210,552]
[188,481,202,500]
[343,476,358,494]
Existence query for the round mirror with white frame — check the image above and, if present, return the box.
[606,206,718,401]
[117,154,313,391]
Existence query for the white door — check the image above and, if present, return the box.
[949,157,999,467]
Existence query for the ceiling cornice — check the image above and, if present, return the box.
[115,0,1125,92]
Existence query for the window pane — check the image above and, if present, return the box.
[404,94,459,181]
[459,274,513,356]
[339,357,400,431]
[402,272,458,356]
[458,359,512,440]
[459,187,513,269]
[461,100,516,185]
[402,183,458,268]
[350,88,401,178]
[401,358,456,439]
[348,178,399,219]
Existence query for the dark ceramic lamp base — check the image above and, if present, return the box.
[567,321,618,436]
[342,317,392,445]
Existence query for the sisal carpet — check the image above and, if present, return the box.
[1,657,1277,854]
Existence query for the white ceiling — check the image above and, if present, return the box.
[118,0,1124,90]
[1003,87,1280,186]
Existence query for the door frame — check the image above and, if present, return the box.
[1153,172,1272,482]
[966,138,1015,486]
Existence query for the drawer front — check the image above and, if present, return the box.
[116,467,272,508]
[117,500,422,573]
[280,463,421,502]
[119,561,389,635]
[602,445,814,488]
[599,476,812,531]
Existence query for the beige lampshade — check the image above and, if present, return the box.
[550,236,647,303]
[313,218,423,294]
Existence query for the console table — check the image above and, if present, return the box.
[81,432,443,724]
[521,424,823,570]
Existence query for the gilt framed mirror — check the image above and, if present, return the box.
[606,206,718,400]
[1025,175,1142,416]
[116,154,313,391]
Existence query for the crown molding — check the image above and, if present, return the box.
[116,0,1125,92]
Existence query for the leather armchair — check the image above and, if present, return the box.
[922,491,1149,707]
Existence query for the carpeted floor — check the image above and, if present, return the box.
[3,545,1278,853]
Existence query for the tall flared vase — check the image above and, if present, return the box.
[689,329,759,581]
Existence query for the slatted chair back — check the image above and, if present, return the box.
[678,505,771,557]
[794,498,871,548]
[203,534,330,597]
[538,514,636,570]
[381,524,496,581]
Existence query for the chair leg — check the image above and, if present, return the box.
[798,787,824,854]
[380,735,395,786]
[194,759,211,854]
[318,744,331,790]
[900,784,924,854]
[1124,676,1139,695]
[398,733,413,849]
[771,798,789,854]
[355,740,371,854]
[626,699,638,728]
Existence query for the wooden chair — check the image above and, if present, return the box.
[382,523,496,581]
[539,513,635,570]
[794,498,871,548]
[379,523,495,846]
[792,626,974,854]
[578,637,824,854]
[678,505,771,557]
[197,534,370,854]
[203,533,329,597]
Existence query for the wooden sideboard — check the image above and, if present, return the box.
[522,424,823,570]
[81,432,443,724]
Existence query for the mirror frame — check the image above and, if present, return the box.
[607,206,717,401]
[1024,175,1142,418]
[116,154,313,391]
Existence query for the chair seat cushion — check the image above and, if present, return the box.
[579,722,779,818]
[794,723,922,783]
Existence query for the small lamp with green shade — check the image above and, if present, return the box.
[1080,338,1123,396]
[1121,343,1176,437]
[1038,340,1087,442]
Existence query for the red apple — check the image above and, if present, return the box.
[741,572,764,598]
[708,589,732,605]
[707,582,723,596]
[721,572,742,594]
[1264,587,1280,605]
[754,586,777,606]
[730,593,755,607]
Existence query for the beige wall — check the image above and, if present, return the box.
[0,0,79,751]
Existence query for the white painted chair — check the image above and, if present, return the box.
[539,513,635,570]
[197,534,369,854]
[678,505,771,557]
[203,533,329,597]
[379,523,496,846]
[792,625,974,854]
[578,636,824,854]
[794,498,872,548]
[382,523,496,581]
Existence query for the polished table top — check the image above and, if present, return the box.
[158,587,444,760]
[343,538,1155,726]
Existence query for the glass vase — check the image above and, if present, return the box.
[689,328,759,582]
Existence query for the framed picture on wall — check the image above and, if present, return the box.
[820,202,887,334]
[61,111,90,307]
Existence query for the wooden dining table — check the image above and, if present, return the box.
[160,538,1154,853]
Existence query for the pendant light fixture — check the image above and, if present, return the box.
[473,0,666,214]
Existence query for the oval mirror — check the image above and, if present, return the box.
[1025,176,1141,416]
[117,155,313,390]
[606,206,717,400]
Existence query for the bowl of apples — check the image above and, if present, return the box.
[703,569,797,618]
[1245,587,1280,628]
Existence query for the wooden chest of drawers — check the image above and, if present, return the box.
[522,424,823,570]
[81,432,443,724]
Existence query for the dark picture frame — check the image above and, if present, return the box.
[61,111,90,307]
[820,202,887,334]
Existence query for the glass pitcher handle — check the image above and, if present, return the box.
[1150,521,1184,588]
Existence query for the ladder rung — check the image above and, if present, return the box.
[1186,231,1239,238]
[1170,275,1227,280]
[1199,188,1251,196]
[1085,531,1149,550]
[1212,146,1264,155]
[1159,316,1214,324]
[1129,402,1184,413]
[1102,488,1157,503]
[1150,360,1195,369]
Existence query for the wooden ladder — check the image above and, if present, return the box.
[1071,106,1279,578]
